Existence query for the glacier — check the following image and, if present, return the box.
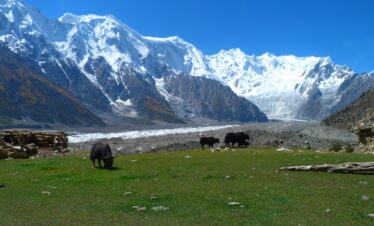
[68,125,238,143]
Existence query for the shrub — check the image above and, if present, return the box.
[9,151,28,159]
[0,150,8,159]
[329,142,342,152]
[345,144,354,153]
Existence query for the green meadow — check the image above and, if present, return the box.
[0,148,374,225]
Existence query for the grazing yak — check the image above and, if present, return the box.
[90,143,113,169]
[224,132,250,148]
[200,137,220,149]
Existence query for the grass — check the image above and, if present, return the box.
[0,148,374,225]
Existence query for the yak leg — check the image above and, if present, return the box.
[92,159,96,168]
[201,144,205,149]
[97,159,103,168]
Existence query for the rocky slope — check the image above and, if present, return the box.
[156,70,267,122]
[0,44,104,126]
[323,88,374,130]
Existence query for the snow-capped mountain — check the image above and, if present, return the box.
[0,0,267,124]
[0,0,372,124]
[205,49,371,120]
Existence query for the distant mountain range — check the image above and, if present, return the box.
[0,0,373,126]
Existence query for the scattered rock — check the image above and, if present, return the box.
[326,209,331,213]
[368,213,374,218]
[149,195,158,200]
[124,192,132,196]
[224,175,231,179]
[228,202,241,206]
[152,206,169,211]
[41,191,51,195]
[359,181,368,185]
[130,159,138,163]
[132,206,146,212]
[277,147,292,152]
[361,195,370,201]
[185,155,192,159]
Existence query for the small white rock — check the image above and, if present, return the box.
[152,206,169,211]
[185,155,192,159]
[149,195,158,200]
[132,206,146,212]
[277,147,291,152]
[228,202,241,206]
[326,209,331,213]
[359,181,368,185]
[224,175,231,179]
[41,191,51,195]
[361,195,369,201]
[368,213,374,218]
[124,192,132,196]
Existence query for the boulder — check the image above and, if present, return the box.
[24,143,38,156]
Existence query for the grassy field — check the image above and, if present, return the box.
[0,148,374,225]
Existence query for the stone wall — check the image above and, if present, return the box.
[0,130,68,159]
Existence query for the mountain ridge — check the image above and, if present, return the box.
[0,0,373,124]
[323,88,374,130]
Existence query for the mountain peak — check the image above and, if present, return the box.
[59,12,119,24]
[215,48,246,57]
[0,0,23,6]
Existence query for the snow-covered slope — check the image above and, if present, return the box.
[205,49,364,119]
[0,0,373,122]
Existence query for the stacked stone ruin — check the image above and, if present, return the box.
[0,130,68,159]
[355,125,374,153]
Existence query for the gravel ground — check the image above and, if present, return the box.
[69,121,358,154]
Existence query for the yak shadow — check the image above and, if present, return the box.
[93,166,120,171]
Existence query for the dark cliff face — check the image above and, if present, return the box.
[0,45,104,126]
[160,72,268,122]
[323,88,374,130]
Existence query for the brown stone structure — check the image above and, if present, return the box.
[355,126,374,145]
[0,130,68,148]
[0,130,68,159]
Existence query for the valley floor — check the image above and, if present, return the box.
[0,149,374,225]
[69,121,358,154]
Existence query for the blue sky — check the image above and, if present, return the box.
[27,0,374,73]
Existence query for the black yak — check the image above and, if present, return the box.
[224,132,250,147]
[200,137,220,149]
[90,143,113,169]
